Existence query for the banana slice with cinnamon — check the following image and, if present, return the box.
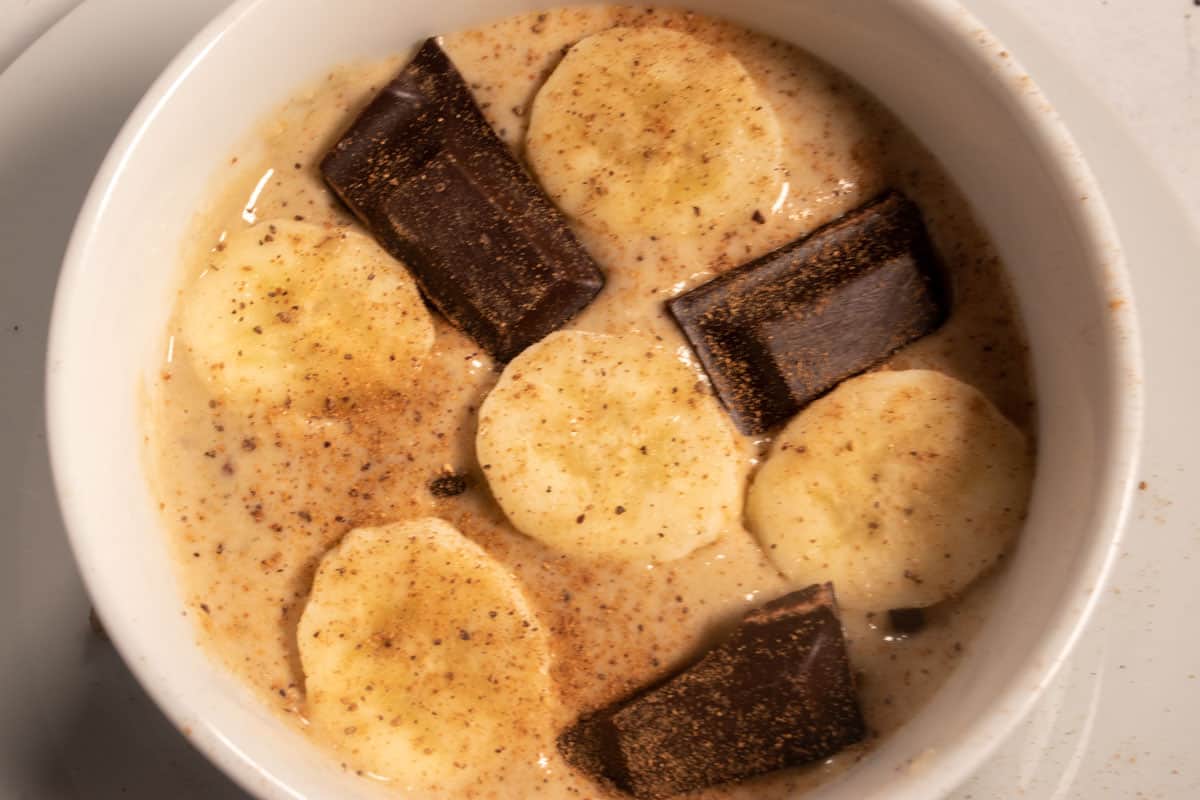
[526,26,785,239]
[476,330,745,563]
[298,518,553,791]
[179,219,433,413]
[747,370,1033,610]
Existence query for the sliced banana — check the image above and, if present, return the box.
[526,26,784,239]
[179,219,433,413]
[298,518,553,791]
[746,370,1033,610]
[476,330,744,563]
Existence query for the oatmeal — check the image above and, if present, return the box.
[145,6,1034,798]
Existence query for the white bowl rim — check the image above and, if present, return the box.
[45,0,1144,798]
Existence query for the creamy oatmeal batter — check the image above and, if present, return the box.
[145,6,1033,798]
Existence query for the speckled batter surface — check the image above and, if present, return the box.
[144,6,1034,798]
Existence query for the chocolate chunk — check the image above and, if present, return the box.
[429,471,469,497]
[888,607,926,635]
[667,192,947,434]
[559,584,865,799]
[321,39,604,362]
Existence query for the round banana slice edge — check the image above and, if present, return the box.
[746,369,1033,610]
[179,219,433,413]
[297,517,553,790]
[526,26,785,238]
[476,330,745,564]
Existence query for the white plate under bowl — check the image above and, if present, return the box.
[45,0,1143,798]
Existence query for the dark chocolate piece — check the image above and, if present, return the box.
[558,584,865,799]
[888,607,926,635]
[321,39,604,362]
[428,471,469,498]
[667,192,947,434]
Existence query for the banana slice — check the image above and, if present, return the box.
[526,26,784,239]
[179,219,433,413]
[298,518,553,790]
[476,330,744,563]
[746,370,1033,610]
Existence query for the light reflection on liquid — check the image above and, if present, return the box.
[785,177,860,223]
[241,167,276,224]
[770,180,790,214]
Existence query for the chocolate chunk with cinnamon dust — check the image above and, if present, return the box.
[428,471,469,497]
[558,584,865,798]
[667,192,947,434]
[321,39,604,362]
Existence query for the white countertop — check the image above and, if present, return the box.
[1,1,1197,797]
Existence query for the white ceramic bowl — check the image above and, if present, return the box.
[46,0,1142,798]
